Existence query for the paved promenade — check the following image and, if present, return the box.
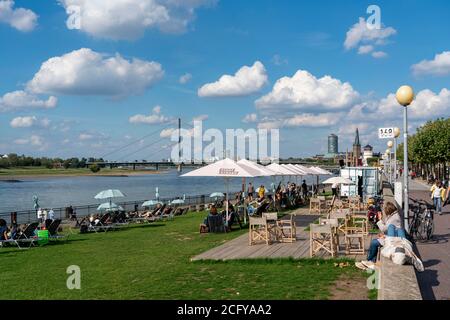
[409,179,450,300]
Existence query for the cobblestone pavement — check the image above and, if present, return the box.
[409,179,450,300]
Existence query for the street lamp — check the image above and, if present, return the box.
[385,148,392,184]
[396,85,415,231]
[393,127,400,181]
[387,141,394,183]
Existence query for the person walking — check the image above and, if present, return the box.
[247,183,254,201]
[331,182,338,197]
[430,180,446,215]
[301,180,308,199]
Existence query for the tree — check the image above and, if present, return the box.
[89,164,101,173]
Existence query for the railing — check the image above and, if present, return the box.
[0,192,240,224]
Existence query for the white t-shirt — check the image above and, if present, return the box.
[433,187,442,198]
[37,209,42,219]
[332,183,338,189]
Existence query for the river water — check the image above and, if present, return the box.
[0,169,325,213]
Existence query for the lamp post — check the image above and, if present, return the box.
[393,127,400,181]
[396,85,415,231]
[387,141,394,183]
[385,148,391,184]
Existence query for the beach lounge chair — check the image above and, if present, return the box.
[88,214,115,233]
[0,222,39,249]
[161,207,175,220]
[47,219,68,241]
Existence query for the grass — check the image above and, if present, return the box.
[0,167,161,177]
[0,212,369,300]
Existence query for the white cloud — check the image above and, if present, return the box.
[412,51,450,76]
[160,128,176,138]
[0,0,38,32]
[242,113,258,123]
[0,90,57,112]
[179,73,192,84]
[198,61,268,97]
[377,88,450,120]
[27,48,164,97]
[255,70,359,111]
[10,116,36,128]
[79,133,94,141]
[345,88,450,122]
[344,18,397,50]
[344,18,396,58]
[9,116,50,128]
[60,0,215,40]
[272,54,288,66]
[14,135,45,147]
[257,113,342,129]
[372,51,387,59]
[358,45,374,55]
[129,105,174,125]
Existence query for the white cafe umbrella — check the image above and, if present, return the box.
[182,158,260,222]
[312,166,332,175]
[210,192,225,198]
[237,159,277,224]
[237,159,277,176]
[322,177,354,185]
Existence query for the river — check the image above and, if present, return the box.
[0,169,326,213]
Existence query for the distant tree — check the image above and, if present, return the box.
[89,164,101,173]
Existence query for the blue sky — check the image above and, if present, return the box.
[1,0,449,160]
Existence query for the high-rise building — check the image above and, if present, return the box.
[328,134,338,155]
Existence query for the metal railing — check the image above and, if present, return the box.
[0,192,241,224]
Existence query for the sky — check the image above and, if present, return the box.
[0,0,449,161]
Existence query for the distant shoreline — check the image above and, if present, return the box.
[0,170,167,180]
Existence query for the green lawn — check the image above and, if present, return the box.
[0,212,369,300]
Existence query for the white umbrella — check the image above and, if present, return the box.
[142,200,162,207]
[94,189,126,199]
[237,159,277,176]
[182,158,259,221]
[210,192,225,198]
[94,189,126,210]
[266,163,297,176]
[322,177,354,185]
[312,166,332,175]
[97,202,124,212]
[171,199,185,205]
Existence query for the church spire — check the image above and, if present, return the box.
[353,128,360,147]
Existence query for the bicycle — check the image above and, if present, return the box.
[409,199,434,241]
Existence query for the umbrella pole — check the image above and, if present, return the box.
[243,177,247,225]
[225,178,229,224]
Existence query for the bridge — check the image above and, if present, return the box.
[86,160,341,173]
[88,118,341,173]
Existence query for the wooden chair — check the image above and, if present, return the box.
[249,216,270,245]
[309,197,321,214]
[262,212,279,241]
[310,223,337,257]
[343,215,368,255]
[277,213,297,243]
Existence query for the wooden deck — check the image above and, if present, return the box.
[192,211,375,261]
